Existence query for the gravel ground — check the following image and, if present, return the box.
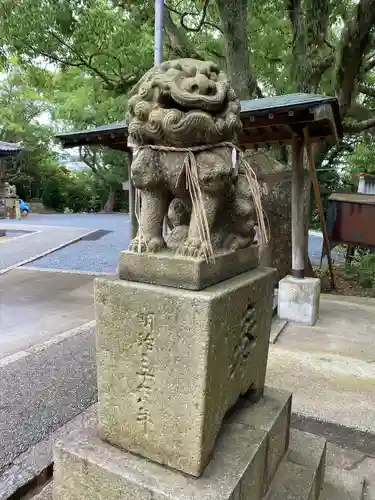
[3,213,338,272]
[4,214,130,273]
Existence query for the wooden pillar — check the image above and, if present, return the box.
[303,128,335,288]
[291,136,305,279]
[127,153,138,239]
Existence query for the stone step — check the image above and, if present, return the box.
[265,429,326,500]
[28,482,52,500]
[227,387,292,494]
[320,466,366,500]
[52,388,292,500]
[27,467,368,500]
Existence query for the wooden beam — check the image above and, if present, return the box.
[303,128,335,289]
[291,136,305,279]
[242,109,315,129]
[313,104,339,143]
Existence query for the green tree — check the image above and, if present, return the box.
[0,63,59,196]
[47,61,130,211]
[341,134,375,191]
[3,0,375,213]
[3,0,375,141]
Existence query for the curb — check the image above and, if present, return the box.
[0,320,96,368]
[0,228,98,275]
[291,413,375,458]
[20,266,115,277]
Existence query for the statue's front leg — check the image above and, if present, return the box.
[177,191,220,259]
[177,148,230,259]
[130,189,168,253]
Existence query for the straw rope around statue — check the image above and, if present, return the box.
[131,141,269,263]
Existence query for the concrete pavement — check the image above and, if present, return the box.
[276,293,375,362]
[266,295,375,497]
[0,269,95,358]
[267,294,375,437]
[0,405,96,500]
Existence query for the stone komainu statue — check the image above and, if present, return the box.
[3,182,17,198]
[127,58,266,261]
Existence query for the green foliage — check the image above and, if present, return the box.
[342,135,375,191]
[0,0,154,94]
[310,166,342,230]
[345,251,375,289]
[1,0,375,221]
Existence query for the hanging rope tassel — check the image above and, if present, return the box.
[184,151,215,263]
[130,142,268,262]
[238,151,270,247]
[134,187,148,253]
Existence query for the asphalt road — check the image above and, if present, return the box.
[2,213,334,272]
[13,213,130,273]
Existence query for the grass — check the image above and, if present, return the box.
[315,247,375,297]
[344,252,375,289]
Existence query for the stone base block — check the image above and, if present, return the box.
[94,267,276,476]
[266,429,326,500]
[118,245,259,290]
[228,388,292,493]
[53,388,292,500]
[278,276,320,326]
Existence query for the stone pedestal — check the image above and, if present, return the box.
[54,389,327,500]
[118,245,259,290]
[53,252,327,500]
[4,197,20,219]
[95,265,275,476]
[278,276,320,326]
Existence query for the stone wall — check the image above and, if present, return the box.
[246,151,310,281]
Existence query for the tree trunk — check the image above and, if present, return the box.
[336,0,375,116]
[215,0,254,99]
[102,186,116,213]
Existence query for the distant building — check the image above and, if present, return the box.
[0,140,22,157]
[58,152,89,172]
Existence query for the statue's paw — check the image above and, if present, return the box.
[129,236,166,253]
[129,237,147,253]
[223,233,253,251]
[176,238,210,259]
[147,236,166,252]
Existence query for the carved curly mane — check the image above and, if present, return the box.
[127,59,242,147]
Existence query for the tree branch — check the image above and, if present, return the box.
[44,29,120,90]
[286,0,302,44]
[79,146,107,182]
[344,117,375,133]
[323,141,354,169]
[364,58,375,73]
[287,0,333,92]
[358,83,375,98]
[206,48,225,60]
[309,53,335,90]
[163,7,202,59]
[178,0,223,34]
